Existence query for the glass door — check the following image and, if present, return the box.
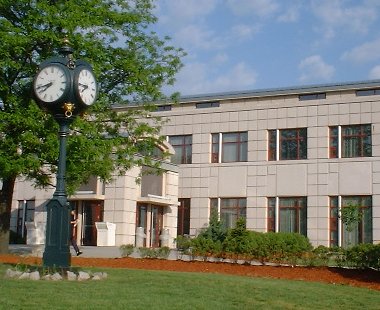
[82,201,104,246]
[136,204,147,247]
[136,204,164,248]
[150,206,163,248]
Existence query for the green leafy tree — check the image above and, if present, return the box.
[0,0,185,253]
[339,203,363,232]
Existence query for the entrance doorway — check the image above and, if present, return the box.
[150,206,163,248]
[136,204,164,248]
[69,201,104,246]
[16,200,35,242]
[82,201,104,246]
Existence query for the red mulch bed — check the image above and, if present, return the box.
[1,254,379,291]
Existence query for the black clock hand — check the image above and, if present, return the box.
[79,83,89,93]
[36,82,53,93]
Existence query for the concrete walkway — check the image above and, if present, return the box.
[9,244,122,258]
[8,244,180,260]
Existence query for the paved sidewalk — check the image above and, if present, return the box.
[9,244,122,258]
[8,244,180,260]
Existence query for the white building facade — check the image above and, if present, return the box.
[10,79,380,248]
[11,145,179,248]
[154,80,380,248]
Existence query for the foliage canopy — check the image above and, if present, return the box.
[0,0,185,251]
[0,0,185,191]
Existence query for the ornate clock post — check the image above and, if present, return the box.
[33,40,97,268]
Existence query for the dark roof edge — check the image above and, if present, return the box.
[177,79,380,104]
[112,79,380,109]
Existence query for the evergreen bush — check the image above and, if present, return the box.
[223,218,252,258]
[138,247,157,258]
[119,244,134,257]
[343,243,380,270]
[198,210,227,243]
[156,247,170,259]
[182,216,379,270]
[194,216,313,264]
[175,235,192,252]
[191,236,222,259]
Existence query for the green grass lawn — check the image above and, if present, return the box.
[0,263,379,309]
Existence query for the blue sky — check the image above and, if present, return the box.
[153,0,380,96]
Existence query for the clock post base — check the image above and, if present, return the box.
[42,198,71,268]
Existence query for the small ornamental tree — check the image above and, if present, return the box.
[223,218,251,256]
[198,209,227,243]
[339,203,363,232]
[190,210,227,257]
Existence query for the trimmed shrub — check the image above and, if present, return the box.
[222,223,312,263]
[190,235,222,258]
[303,245,337,266]
[344,243,380,270]
[247,231,270,262]
[119,244,134,257]
[198,211,227,243]
[156,246,170,259]
[187,216,312,264]
[137,247,171,259]
[253,232,312,263]
[189,210,227,259]
[138,247,157,258]
[223,218,252,258]
[175,235,192,252]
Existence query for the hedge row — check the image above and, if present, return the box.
[176,218,380,269]
[338,243,380,269]
[177,219,312,263]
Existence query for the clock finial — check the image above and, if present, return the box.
[59,36,74,58]
[59,36,75,68]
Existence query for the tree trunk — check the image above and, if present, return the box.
[0,176,16,254]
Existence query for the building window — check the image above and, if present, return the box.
[268,128,307,161]
[330,196,372,247]
[210,198,246,229]
[156,105,172,111]
[267,197,276,232]
[140,166,164,197]
[329,126,339,158]
[17,200,35,239]
[177,198,190,236]
[196,101,220,109]
[356,89,380,96]
[168,135,192,164]
[139,146,165,160]
[210,198,219,218]
[267,197,307,236]
[211,132,248,163]
[299,93,326,101]
[211,133,219,163]
[136,204,147,247]
[268,130,277,161]
[329,125,371,158]
[329,197,339,247]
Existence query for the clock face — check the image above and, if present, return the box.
[34,64,68,103]
[76,68,97,106]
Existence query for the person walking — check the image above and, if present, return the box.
[70,210,82,256]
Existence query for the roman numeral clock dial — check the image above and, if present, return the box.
[33,65,69,103]
[76,68,97,106]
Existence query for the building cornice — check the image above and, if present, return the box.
[112,79,380,109]
[177,79,380,104]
